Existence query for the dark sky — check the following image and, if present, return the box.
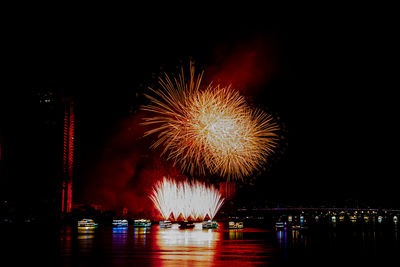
[1,8,398,209]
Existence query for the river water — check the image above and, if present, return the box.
[2,222,399,266]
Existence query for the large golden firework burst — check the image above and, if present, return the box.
[142,63,279,180]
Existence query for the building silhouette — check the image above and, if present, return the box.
[0,89,76,223]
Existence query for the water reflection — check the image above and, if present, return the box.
[228,229,243,240]
[57,222,399,266]
[112,227,128,234]
[274,224,400,266]
[155,223,220,266]
[157,224,218,247]
[112,227,128,247]
[133,227,149,246]
[77,227,95,252]
[77,226,95,240]
[276,230,287,248]
[60,226,73,258]
[60,226,72,242]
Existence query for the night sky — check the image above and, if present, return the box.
[1,8,398,211]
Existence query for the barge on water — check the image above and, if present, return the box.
[133,219,151,227]
[77,219,98,228]
[202,220,218,229]
[112,219,128,227]
[179,221,195,229]
[159,221,172,228]
[228,221,244,229]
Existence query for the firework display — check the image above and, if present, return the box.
[149,177,224,221]
[142,63,279,179]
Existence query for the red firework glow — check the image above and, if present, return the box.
[206,35,279,95]
[81,114,182,217]
[149,177,224,221]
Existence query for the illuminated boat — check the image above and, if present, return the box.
[77,219,98,228]
[349,215,357,223]
[159,220,172,228]
[179,221,195,229]
[275,222,286,229]
[133,219,151,227]
[202,220,218,229]
[228,221,244,229]
[112,219,128,227]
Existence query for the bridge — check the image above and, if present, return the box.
[232,207,400,225]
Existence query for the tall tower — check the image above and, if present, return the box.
[61,98,75,214]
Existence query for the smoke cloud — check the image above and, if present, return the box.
[205,35,279,97]
[82,112,181,218]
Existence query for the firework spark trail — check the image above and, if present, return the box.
[149,179,176,220]
[142,63,279,180]
[149,177,224,221]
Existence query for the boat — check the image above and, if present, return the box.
[228,221,244,229]
[133,219,151,227]
[112,219,128,227]
[179,221,195,229]
[159,220,172,228]
[202,220,218,229]
[77,219,98,228]
[275,222,286,229]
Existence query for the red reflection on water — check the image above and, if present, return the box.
[155,223,220,265]
[154,223,273,266]
[59,223,274,266]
